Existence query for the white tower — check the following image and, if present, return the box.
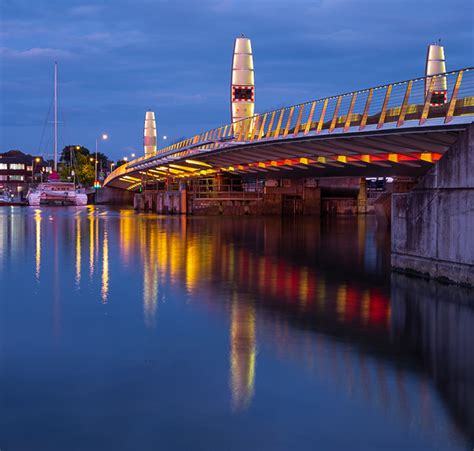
[425,41,447,105]
[144,111,157,156]
[231,35,255,130]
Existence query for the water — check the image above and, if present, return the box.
[0,206,472,451]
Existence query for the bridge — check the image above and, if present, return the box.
[101,66,474,287]
[104,68,473,190]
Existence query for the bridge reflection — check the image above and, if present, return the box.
[112,211,471,442]
[0,208,471,444]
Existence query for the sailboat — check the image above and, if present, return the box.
[27,62,88,206]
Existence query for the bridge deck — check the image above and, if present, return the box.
[104,68,474,190]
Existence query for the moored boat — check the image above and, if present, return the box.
[0,190,27,206]
[27,182,87,206]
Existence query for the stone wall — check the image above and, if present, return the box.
[391,123,474,286]
[95,186,134,205]
[134,191,185,214]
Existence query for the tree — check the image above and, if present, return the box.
[60,145,91,164]
[58,144,109,187]
[75,153,95,186]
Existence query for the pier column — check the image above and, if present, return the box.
[156,193,163,214]
[133,193,144,211]
[391,123,474,286]
[357,178,367,214]
[303,186,321,215]
[179,182,187,215]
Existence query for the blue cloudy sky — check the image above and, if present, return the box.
[1,0,472,160]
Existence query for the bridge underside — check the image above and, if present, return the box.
[107,120,470,190]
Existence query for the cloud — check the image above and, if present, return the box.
[69,5,103,16]
[79,30,148,51]
[156,92,207,106]
[0,47,76,60]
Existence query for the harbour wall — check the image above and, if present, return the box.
[95,186,134,205]
[391,123,474,286]
[131,178,382,216]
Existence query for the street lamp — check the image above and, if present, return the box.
[32,157,41,183]
[95,134,108,189]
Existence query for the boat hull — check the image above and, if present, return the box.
[27,183,88,206]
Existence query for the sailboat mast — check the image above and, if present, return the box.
[54,61,58,171]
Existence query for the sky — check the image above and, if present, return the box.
[0,0,472,161]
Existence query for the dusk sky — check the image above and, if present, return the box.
[1,0,472,161]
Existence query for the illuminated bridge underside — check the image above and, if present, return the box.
[104,69,474,190]
[108,121,470,190]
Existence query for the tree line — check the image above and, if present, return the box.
[59,145,120,187]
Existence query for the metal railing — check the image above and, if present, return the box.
[105,68,473,186]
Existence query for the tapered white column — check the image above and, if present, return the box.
[425,42,447,105]
[231,35,255,132]
[144,111,157,156]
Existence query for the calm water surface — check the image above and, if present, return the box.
[0,206,472,451]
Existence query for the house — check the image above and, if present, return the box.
[0,150,52,194]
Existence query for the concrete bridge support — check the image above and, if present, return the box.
[134,190,186,215]
[133,193,145,211]
[391,124,474,286]
[95,186,134,205]
[357,178,368,214]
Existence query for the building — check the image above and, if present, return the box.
[0,150,52,195]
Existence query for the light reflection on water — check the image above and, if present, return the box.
[0,206,472,451]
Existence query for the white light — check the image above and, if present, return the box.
[123,157,128,161]
[131,153,135,158]
[163,136,167,140]
[102,134,108,140]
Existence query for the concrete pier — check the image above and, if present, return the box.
[134,191,184,214]
[95,186,134,205]
[391,124,474,286]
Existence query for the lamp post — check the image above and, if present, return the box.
[32,157,41,184]
[70,146,80,185]
[95,134,108,189]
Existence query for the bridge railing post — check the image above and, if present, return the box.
[397,80,413,127]
[377,85,392,129]
[293,105,305,137]
[343,93,358,132]
[329,96,342,133]
[359,89,373,131]
[283,106,295,137]
[266,111,276,138]
[257,113,267,140]
[316,99,329,134]
[273,109,285,138]
[304,101,317,135]
[445,70,464,124]
[420,76,435,125]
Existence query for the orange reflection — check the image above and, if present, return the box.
[101,223,109,303]
[89,210,95,278]
[75,214,81,288]
[230,299,256,412]
[34,209,42,281]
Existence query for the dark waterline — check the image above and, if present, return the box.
[0,206,472,451]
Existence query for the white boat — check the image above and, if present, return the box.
[27,182,87,206]
[27,62,88,207]
[0,191,13,204]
